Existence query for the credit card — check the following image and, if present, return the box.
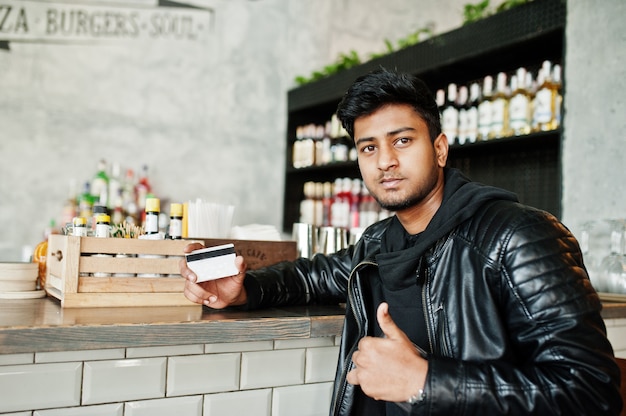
[185,243,238,282]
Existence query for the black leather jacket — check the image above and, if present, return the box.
[245,200,621,415]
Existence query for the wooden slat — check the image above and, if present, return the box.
[78,277,184,293]
[61,292,196,308]
[79,256,181,274]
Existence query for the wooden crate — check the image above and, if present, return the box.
[45,235,297,308]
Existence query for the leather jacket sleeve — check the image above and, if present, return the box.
[243,245,353,309]
[418,204,622,415]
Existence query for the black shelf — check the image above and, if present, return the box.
[283,0,566,232]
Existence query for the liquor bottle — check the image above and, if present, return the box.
[301,124,315,168]
[314,182,324,227]
[489,72,510,139]
[466,82,480,143]
[358,186,378,229]
[107,162,122,210]
[121,168,138,225]
[299,181,315,225]
[435,89,445,113]
[135,164,152,219]
[78,181,94,221]
[322,182,333,226]
[292,126,304,169]
[90,159,109,207]
[322,121,333,165]
[457,85,469,145]
[533,60,559,132]
[508,67,532,136]
[349,178,361,229]
[477,76,493,141]
[315,124,326,167]
[553,64,563,129]
[441,83,459,145]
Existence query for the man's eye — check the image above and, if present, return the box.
[361,145,376,153]
[395,137,411,146]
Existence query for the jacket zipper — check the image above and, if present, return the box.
[422,267,435,355]
[330,259,377,416]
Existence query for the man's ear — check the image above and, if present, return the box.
[434,133,449,167]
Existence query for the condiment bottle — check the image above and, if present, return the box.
[144,197,160,235]
[72,216,88,237]
[169,203,183,239]
[94,214,111,238]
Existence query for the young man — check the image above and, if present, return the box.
[180,68,621,415]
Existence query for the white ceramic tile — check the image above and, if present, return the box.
[274,337,334,350]
[0,362,81,413]
[36,349,125,363]
[607,326,626,351]
[0,353,33,366]
[204,388,271,416]
[82,358,166,405]
[205,340,273,354]
[615,349,626,359]
[305,346,339,383]
[1,412,32,416]
[335,336,342,346]
[125,395,202,416]
[126,344,204,358]
[604,318,626,328]
[272,382,333,416]
[167,353,240,396]
[34,403,123,416]
[241,349,304,390]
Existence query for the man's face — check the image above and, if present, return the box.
[353,103,447,213]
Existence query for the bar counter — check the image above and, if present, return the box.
[2,297,626,354]
[1,297,626,415]
[0,297,346,354]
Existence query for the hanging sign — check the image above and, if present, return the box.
[0,1,213,43]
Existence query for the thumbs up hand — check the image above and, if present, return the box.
[346,302,428,402]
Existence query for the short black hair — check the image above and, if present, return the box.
[336,67,441,142]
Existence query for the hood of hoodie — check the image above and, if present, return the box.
[376,167,518,290]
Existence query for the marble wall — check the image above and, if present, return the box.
[0,0,624,261]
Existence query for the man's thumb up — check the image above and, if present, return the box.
[377,302,408,341]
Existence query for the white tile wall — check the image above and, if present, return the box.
[127,344,204,358]
[3,325,626,415]
[0,353,33,366]
[34,403,123,416]
[82,358,166,405]
[205,341,273,354]
[272,383,333,416]
[36,349,125,363]
[274,337,334,350]
[240,349,305,390]
[125,395,202,416]
[203,389,272,416]
[606,318,626,358]
[305,346,339,384]
[0,362,82,413]
[167,353,240,396]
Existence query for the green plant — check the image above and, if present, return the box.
[294,0,530,86]
[463,0,491,24]
[294,50,362,86]
[463,0,531,25]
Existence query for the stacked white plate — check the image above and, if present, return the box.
[0,262,46,299]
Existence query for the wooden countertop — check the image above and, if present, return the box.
[0,298,346,354]
[2,297,626,355]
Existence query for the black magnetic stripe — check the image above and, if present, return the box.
[186,246,235,262]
